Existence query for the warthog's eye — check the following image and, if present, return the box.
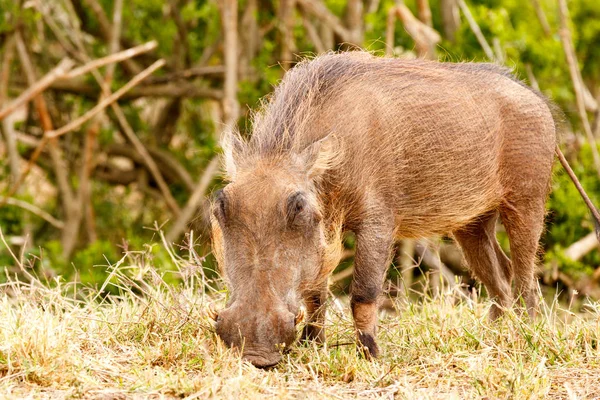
[286,191,314,227]
[213,189,228,224]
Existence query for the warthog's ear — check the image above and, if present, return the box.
[221,128,245,181]
[299,134,340,179]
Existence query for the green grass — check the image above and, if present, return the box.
[0,238,599,399]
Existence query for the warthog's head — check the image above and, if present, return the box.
[210,133,342,367]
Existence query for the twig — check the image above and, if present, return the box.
[0,58,75,121]
[63,40,157,80]
[46,59,166,138]
[279,0,297,69]
[0,34,22,184]
[58,3,182,217]
[296,0,352,42]
[416,0,433,27]
[530,0,551,37]
[457,0,495,61]
[144,65,225,84]
[345,0,364,44]
[166,157,220,242]
[555,147,600,241]
[525,63,540,92]
[79,0,124,243]
[45,79,224,100]
[78,0,142,75]
[0,41,157,122]
[168,0,191,69]
[557,0,600,179]
[300,11,326,53]
[4,198,65,229]
[394,4,440,59]
[415,240,458,290]
[13,30,79,257]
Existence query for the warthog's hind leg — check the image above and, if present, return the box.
[453,211,513,320]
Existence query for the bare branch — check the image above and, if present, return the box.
[220,0,240,126]
[530,0,551,37]
[78,0,142,75]
[558,0,600,179]
[46,59,166,138]
[0,58,75,121]
[79,0,124,243]
[345,0,364,44]
[166,157,220,242]
[63,41,157,80]
[555,147,600,240]
[457,0,495,61]
[440,0,460,42]
[525,63,540,92]
[169,0,191,69]
[394,4,441,59]
[279,0,297,69]
[144,65,225,84]
[300,11,327,53]
[416,0,433,27]
[4,198,65,229]
[0,41,158,122]
[0,35,21,184]
[297,0,352,43]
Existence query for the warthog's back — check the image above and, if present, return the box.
[249,52,556,236]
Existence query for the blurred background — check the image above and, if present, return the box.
[0,0,599,304]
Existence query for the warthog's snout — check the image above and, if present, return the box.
[215,303,298,367]
[241,350,282,369]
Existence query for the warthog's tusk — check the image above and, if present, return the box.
[295,308,305,325]
[206,304,219,321]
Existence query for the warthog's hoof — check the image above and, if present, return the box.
[357,332,379,359]
[301,323,325,344]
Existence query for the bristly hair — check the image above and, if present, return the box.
[246,52,371,156]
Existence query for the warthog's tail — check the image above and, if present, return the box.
[555,146,600,243]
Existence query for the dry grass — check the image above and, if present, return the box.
[1,238,599,399]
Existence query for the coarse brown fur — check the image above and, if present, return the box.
[211,51,560,367]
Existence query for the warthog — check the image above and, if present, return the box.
[210,52,599,367]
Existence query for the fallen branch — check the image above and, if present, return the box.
[415,241,458,289]
[46,59,166,138]
[564,232,599,261]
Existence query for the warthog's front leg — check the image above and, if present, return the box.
[301,282,328,343]
[351,213,395,358]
